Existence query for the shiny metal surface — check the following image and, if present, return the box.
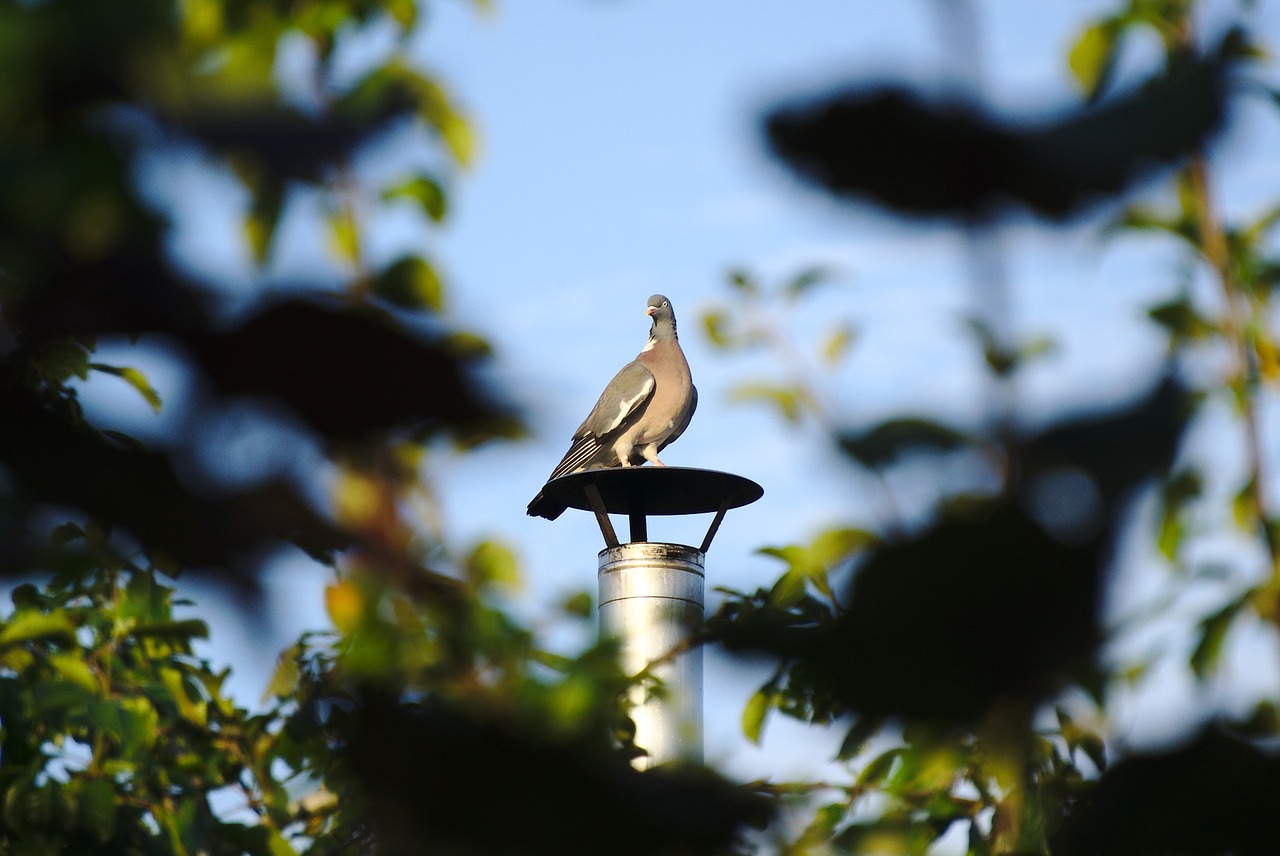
[598,542,704,769]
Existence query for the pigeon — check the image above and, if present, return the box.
[527,294,697,520]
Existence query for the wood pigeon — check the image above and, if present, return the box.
[527,294,697,520]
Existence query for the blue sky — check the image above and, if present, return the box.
[75,0,1280,796]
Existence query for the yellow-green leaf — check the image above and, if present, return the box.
[820,323,856,366]
[382,175,447,222]
[1069,21,1118,97]
[0,610,76,647]
[92,364,163,412]
[262,643,301,704]
[374,256,443,311]
[50,654,100,696]
[465,539,521,591]
[77,778,117,843]
[742,684,775,744]
[329,206,360,265]
[161,667,207,726]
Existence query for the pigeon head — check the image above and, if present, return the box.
[646,294,677,338]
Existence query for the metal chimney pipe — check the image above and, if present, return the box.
[598,541,704,769]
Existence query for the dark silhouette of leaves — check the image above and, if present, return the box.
[0,379,350,574]
[336,694,772,856]
[716,375,1190,724]
[182,299,504,441]
[766,47,1229,219]
[1055,727,1280,855]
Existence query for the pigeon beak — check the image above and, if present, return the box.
[645,306,657,316]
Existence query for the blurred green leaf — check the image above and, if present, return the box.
[857,747,903,787]
[0,610,76,647]
[768,569,806,608]
[77,778,117,843]
[1147,297,1217,342]
[161,666,207,726]
[1190,594,1249,680]
[50,654,99,696]
[1233,476,1259,529]
[465,540,520,591]
[244,174,285,265]
[35,679,91,713]
[1069,19,1121,100]
[1157,468,1203,560]
[90,364,163,412]
[329,204,361,265]
[838,418,967,469]
[129,619,209,641]
[702,309,733,348]
[820,322,856,366]
[742,684,775,744]
[383,174,448,222]
[374,255,444,311]
[727,268,759,295]
[785,265,838,300]
[729,382,810,423]
[386,0,416,28]
[561,591,594,618]
[264,643,302,703]
[36,339,91,383]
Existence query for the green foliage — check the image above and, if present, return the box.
[696,2,1280,852]
[2,0,1278,853]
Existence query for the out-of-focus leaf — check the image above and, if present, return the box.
[1233,475,1259,529]
[1147,297,1217,342]
[729,382,810,423]
[1157,468,1203,560]
[77,778,117,843]
[0,610,76,647]
[465,539,520,591]
[35,339,91,382]
[742,684,775,744]
[1255,330,1280,383]
[129,619,209,641]
[329,204,361,265]
[244,174,285,265]
[339,696,772,855]
[264,643,302,704]
[837,417,967,469]
[767,569,807,608]
[820,323,856,366]
[857,747,903,787]
[1069,20,1121,101]
[160,667,207,725]
[785,265,838,300]
[326,580,363,633]
[386,0,416,28]
[443,330,494,359]
[383,174,448,222]
[50,654,100,696]
[721,501,1103,723]
[728,269,759,295]
[1120,204,1200,245]
[374,255,444,311]
[561,591,593,618]
[702,310,733,348]
[90,364,163,412]
[1055,727,1280,854]
[765,47,1229,219]
[34,679,91,713]
[837,715,883,760]
[1190,593,1249,679]
[0,380,352,573]
[182,300,509,440]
